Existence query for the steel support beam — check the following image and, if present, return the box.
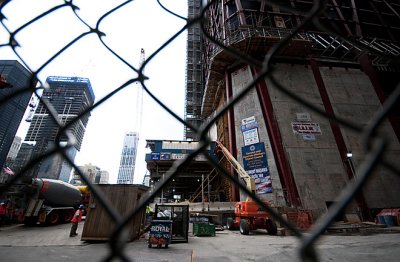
[253,67,301,208]
[310,59,370,220]
[225,70,240,202]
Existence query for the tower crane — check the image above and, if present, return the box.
[134,48,145,135]
[116,49,146,184]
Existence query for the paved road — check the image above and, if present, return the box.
[0,222,399,261]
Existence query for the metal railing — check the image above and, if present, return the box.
[1,0,400,261]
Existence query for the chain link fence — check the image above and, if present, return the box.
[1,0,399,261]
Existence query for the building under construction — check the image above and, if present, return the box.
[179,0,400,222]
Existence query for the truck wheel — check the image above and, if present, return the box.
[63,211,73,223]
[47,212,60,225]
[239,219,249,235]
[226,217,234,230]
[266,219,277,235]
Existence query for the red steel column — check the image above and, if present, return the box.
[359,54,400,143]
[253,68,301,207]
[225,70,240,201]
[310,59,370,220]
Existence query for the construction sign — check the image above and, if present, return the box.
[241,142,272,194]
[241,116,259,146]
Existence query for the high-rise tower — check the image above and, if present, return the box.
[0,60,33,169]
[195,0,400,219]
[184,1,204,140]
[24,76,95,181]
[117,132,139,184]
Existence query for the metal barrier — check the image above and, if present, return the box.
[1,0,399,261]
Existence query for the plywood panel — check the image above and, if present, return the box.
[81,184,149,241]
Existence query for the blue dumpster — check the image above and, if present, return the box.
[384,215,395,227]
[377,215,386,225]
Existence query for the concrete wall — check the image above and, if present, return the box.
[222,61,400,219]
[265,64,352,218]
[320,67,400,209]
[230,66,286,206]
[261,63,400,218]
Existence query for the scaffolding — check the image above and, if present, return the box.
[200,0,400,118]
[185,0,205,140]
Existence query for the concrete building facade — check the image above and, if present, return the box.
[191,0,400,220]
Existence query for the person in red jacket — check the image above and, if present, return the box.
[70,204,84,237]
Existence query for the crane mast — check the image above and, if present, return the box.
[134,48,145,136]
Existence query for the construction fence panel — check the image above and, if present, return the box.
[0,0,399,261]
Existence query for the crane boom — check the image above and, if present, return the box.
[134,48,145,135]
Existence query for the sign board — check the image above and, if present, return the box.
[171,153,188,160]
[151,152,172,160]
[296,112,311,122]
[291,122,321,134]
[241,142,272,194]
[240,121,258,132]
[160,152,171,160]
[243,128,259,146]
[302,134,316,141]
[241,116,256,125]
[151,153,160,160]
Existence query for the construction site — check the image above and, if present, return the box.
[145,0,400,233]
[0,1,400,261]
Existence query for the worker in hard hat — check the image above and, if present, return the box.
[145,205,153,226]
[69,204,85,237]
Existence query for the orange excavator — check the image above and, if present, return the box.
[216,141,277,235]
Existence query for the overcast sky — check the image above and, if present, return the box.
[0,0,188,184]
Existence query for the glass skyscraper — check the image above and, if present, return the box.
[24,76,95,181]
[117,132,139,184]
[0,60,33,170]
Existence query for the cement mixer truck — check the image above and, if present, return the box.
[2,178,82,226]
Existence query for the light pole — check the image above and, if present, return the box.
[346,151,363,220]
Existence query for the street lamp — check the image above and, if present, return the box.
[346,152,353,158]
[346,151,356,179]
[346,151,363,220]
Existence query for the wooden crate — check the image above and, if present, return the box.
[81,184,149,242]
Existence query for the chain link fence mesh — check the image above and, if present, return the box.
[1,0,399,261]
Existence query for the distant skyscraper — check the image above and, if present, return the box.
[6,136,22,161]
[99,170,109,184]
[0,60,33,169]
[117,132,139,184]
[70,164,109,185]
[24,76,95,181]
[142,171,150,187]
[12,142,35,174]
